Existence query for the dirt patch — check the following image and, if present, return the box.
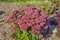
[0,2,19,13]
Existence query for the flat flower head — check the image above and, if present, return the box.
[4,6,52,38]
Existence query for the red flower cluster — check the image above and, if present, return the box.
[4,6,51,35]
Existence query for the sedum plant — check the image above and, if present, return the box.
[4,6,58,40]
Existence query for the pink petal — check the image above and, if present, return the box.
[0,30,3,35]
[10,9,17,15]
[17,15,22,19]
[17,19,24,25]
[12,26,16,31]
[20,24,28,31]
[33,25,40,30]
[27,23,32,27]
[44,25,48,29]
